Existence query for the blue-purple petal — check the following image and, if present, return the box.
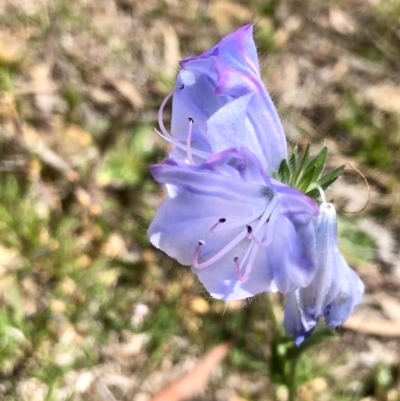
[149,148,318,300]
[170,25,287,173]
[283,202,364,344]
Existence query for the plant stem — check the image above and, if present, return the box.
[264,294,279,335]
[288,355,299,401]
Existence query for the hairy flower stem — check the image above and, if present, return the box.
[288,355,299,401]
[264,294,279,336]
[265,294,282,401]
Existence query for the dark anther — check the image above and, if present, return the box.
[179,84,184,90]
[246,225,253,234]
[198,240,205,246]
[188,116,194,123]
[219,218,226,223]
[234,256,239,262]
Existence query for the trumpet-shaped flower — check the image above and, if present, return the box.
[149,147,318,300]
[149,22,363,321]
[157,24,287,175]
[283,201,365,345]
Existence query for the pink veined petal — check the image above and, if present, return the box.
[167,25,287,173]
[149,148,318,301]
[283,202,364,345]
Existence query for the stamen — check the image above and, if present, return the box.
[157,89,176,142]
[209,218,226,232]
[236,239,256,277]
[247,206,279,247]
[240,242,260,283]
[193,229,247,269]
[236,196,280,281]
[251,196,279,237]
[193,240,205,266]
[186,117,195,165]
[210,207,264,233]
[155,89,211,160]
[194,194,280,282]
[234,257,244,281]
[246,225,253,239]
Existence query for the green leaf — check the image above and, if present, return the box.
[304,146,328,182]
[288,146,298,175]
[298,165,316,193]
[306,164,345,198]
[317,164,346,188]
[277,159,291,184]
[293,143,311,186]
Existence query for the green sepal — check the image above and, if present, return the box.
[277,158,291,184]
[273,144,345,200]
[305,164,345,199]
[292,142,311,185]
[288,145,298,174]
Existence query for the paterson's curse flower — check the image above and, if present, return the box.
[284,197,365,345]
[148,25,319,300]
[148,24,364,332]
[156,24,287,175]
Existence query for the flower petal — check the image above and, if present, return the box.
[171,25,287,172]
[283,202,364,344]
[149,148,318,300]
[268,215,316,293]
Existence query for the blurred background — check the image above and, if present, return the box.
[0,0,400,400]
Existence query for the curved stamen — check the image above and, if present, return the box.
[236,196,280,280]
[247,205,279,247]
[186,117,195,165]
[194,193,280,280]
[156,87,211,160]
[210,207,264,233]
[245,194,278,239]
[155,128,211,159]
[193,229,248,269]
[240,242,260,283]
[158,88,178,142]
[246,225,253,239]
[234,256,244,281]
[209,218,226,232]
[236,239,256,280]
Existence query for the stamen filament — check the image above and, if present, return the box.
[158,89,176,142]
[251,195,279,237]
[236,196,280,281]
[186,117,195,165]
[193,229,248,269]
[210,207,264,232]
[155,129,211,159]
[156,87,211,160]
[247,206,279,247]
[209,218,226,232]
[240,242,260,283]
[234,257,243,281]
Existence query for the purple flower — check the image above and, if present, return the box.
[149,25,320,300]
[149,147,318,300]
[148,23,364,340]
[283,201,365,345]
[157,24,287,175]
